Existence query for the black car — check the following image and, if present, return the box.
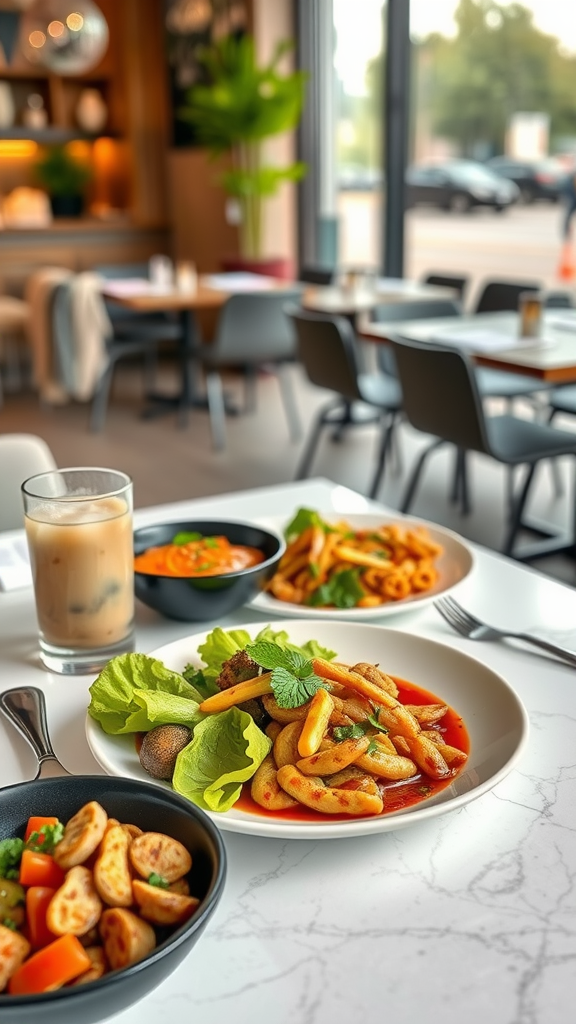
[406,160,519,212]
[486,156,565,203]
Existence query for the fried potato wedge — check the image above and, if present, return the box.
[129,832,192,884]
[277,765,383,816]
[99,908,156,970]
[47,865,103,937]
[251,753,298,811]
[69,946,108,986]
[0,924,30,993]
[132,880,200,926]
[53,801,108,870]
[297,735,370,776]
[94,824,133,907]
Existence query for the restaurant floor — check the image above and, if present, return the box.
[1,358,574,588]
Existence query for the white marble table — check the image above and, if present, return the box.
[1,477,576,1024]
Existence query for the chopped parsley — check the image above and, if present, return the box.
[148,872,170,889]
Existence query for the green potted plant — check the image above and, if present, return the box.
[182,34,307,277]
[34,145,92,218]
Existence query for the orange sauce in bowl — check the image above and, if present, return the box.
[134,534,265,577]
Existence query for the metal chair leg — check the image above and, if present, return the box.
[400,438,444,513]
[369,412,397,499]
[295,398,342,479]
[243,365,257,413]
[89,361,115,433]
[502,462,536,557]
[277,363,302,442]
[205,370,227,450]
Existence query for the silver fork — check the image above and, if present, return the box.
[434,595,576,668]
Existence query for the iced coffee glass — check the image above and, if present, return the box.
[22,468,134,675]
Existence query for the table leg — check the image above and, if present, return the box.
[141,309,202,426]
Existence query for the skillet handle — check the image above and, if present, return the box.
[0,686,57,764]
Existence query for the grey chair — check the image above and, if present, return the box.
[421,273,469,303]
[0,433,56,531]
[299,266,335,286]
[473,278,541,314]
[388,333,576,559]
[286,305,402,493]
[193,290,304,450]
[51,279,178,432]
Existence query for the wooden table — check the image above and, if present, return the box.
[101,274,295,421]
[359,308,576,383]
[2,477,576,1024]
[302,276,458,317]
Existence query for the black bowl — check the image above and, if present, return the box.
[0,775,226,1024]
[133,518,285,621]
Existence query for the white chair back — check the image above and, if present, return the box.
[0,433,57,531]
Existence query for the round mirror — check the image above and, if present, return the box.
[20,0,108,75]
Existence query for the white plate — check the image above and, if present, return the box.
[248,514,474,620]
[85,620,528,840]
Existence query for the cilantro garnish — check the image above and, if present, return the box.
[309,562,320,579]
[1,917,17,931]
[367,709,389,734]
[0,838,24,880]
[333,722,369,742]
[306,568,365,609]
[148,872,170,889]
[25,823,64,854]
[172,531,202,545]
[245,640,330,709]
[333,709,389,744]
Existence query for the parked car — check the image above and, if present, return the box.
[485,156,565,203]
[337,163,383,191]
[405,160,519,212]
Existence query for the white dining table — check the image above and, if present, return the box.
[1,476,576,1024]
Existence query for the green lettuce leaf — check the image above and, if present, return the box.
[196,625,337,682]
[88,653,204,734]
[172,707,271,812]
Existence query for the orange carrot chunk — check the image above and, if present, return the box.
[8,934,92,994]
[26,887,59,949]
[24,817,59,843]
[19,850,65,889]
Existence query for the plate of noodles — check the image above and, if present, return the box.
[247,511,474,620]
[86,619,528,840]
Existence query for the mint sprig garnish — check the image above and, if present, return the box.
[245,640,330,709]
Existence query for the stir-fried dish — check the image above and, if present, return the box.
[88,627,469,821]
[266,509,443,608]
[0,803,199,996]
[134,530,265,577]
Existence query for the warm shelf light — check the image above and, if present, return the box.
[0,141,39,158]
[47,20,66,38]
[29,29,46,47]
[67,12,84,31]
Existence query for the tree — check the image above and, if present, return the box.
[415,0,576,156]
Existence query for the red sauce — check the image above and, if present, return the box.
[134,534,264,577]
[235,676,469,822]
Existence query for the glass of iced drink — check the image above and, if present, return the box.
[22,468,134,674]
